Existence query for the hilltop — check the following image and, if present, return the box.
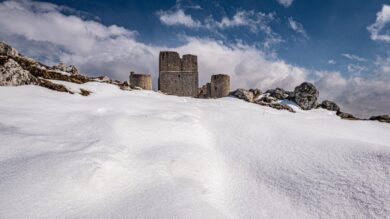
[1,41,390,218]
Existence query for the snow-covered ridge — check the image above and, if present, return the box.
[0,82,389,218]
[0,41,130,96]
[1,41,389,122]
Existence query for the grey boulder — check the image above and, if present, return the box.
[293,82,319,110]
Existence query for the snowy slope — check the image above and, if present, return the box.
[0,83,389,219]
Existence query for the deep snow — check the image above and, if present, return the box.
[0,82,389,218]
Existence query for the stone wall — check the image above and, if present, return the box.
[129,72,152,90]
[158,51,198,97]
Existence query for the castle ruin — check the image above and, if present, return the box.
[198,74,230,98]
[129,72,152,90]
[158,51,198,97]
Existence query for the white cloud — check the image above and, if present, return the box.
[368,4,390,42]
[328,60,336,64]
[206,10,276,32]
[157,8,282,48]
[178,38,307,90]
[288,17,309,39]
[315,71,390,117]
[0,0,389,117]
[347,64,366,73]
[341,53,367,62]
[276,0,294,8]
[157,9,201,28]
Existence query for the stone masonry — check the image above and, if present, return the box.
[210,74,230,98]
[159,51,198,97]
[198,74,230,98]
[129,72,152,90]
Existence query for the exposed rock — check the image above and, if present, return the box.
[249,88,262,98]
[293,82,319,110]
[51,63,80,75]
[369,115,390,123]
[319,100,340,112]
[265,88,291,100]
[96,75,112,82]
[118,81,131,91]
[79,89,92,96]
[257,101,295,113]
[9,55,90,84]
[0,42,18,56]
[0,58,37,86]
[257,96,275,104]
[38,79,72,94]
[230,88,255,102]
[336,111,358,120]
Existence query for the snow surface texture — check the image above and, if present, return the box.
[0,82,389,219]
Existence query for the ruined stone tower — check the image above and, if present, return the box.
[159,51,198,97]
[210,74,230,98]
[129,72,152,90]
[198,74,230,98]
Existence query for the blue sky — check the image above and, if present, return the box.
[0,0,389,116]
[41,0,388,75]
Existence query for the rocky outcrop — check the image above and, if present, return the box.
[249,88,262,98]
[257,101,295,113]
[0,42,18,56]
[230,88,295,113]
[336,111,358,120]
[369,115,390,123]
[293,82,319,110]
[265,88,292,100]
[319,100,340,112]
[230,89,256,102]
[38,79,73,94]
[0,42,130,94]
[51,63,80,75]
[0,58,37,86]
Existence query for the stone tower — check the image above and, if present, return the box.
[210,74,230,98]
[198,74,231,98]
[159,51,198,97]
[129,72,152,90]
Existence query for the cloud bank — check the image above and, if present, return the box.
[0,0,389,117]
[158,9,201,28]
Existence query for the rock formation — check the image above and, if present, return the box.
[0,42,130,95]
[0,58,38,86]
[265,88,292,100]
[230,88,295,113]
[319,100,340,112]
[369,115,390,123]
[230,88,256,102]
[51,63,80,75]
[0,42,18,56]
[293,82,319,110]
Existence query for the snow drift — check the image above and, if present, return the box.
[0,82,389,218]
